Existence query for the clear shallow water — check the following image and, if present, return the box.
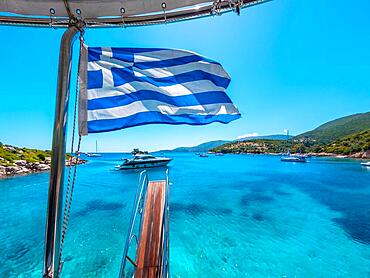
[0,153,370,277]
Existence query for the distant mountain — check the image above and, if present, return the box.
[237,134,293,141]
[165,134,291,152]
[295,112,370,144]
[168,140,230,152]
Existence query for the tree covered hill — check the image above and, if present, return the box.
[0,142,51,166]
[211,112,370,157]
[212,139,285,154]
[321,129,370,155]
[164,135,293,153]
[294,112,370,145]
[0,142,85,177]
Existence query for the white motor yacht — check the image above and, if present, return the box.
[116,154,172,170]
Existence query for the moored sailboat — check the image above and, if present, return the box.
[86,140,101,157]
[280,130,307,163]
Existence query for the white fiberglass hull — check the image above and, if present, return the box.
[87,153,101,157]
[281,156,307,163]
[118,160,170,170]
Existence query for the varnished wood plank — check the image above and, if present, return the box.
[136,180,166,278]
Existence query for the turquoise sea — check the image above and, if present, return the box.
[1,153,370,277]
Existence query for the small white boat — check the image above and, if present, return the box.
[280,130,306,163]
[215,153,224,156]
[361,161,370,167]
[86,140,102,157]
[281,155,307,163]
[116,154,172,170]
[199,153,209,157]
[86,153,101,157]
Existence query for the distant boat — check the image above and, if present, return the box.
[86,153,101,157]
[86,140,102,157]
[199,153,209,157]
[215,153,224,156]
[361,161,370,167]
[281,155,307,163]
[116,154,172,170]
[280,130,307,163]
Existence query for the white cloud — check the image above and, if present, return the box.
[236,132,259,140]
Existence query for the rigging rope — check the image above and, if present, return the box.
[63,0,74,21]
[58,32,84,274]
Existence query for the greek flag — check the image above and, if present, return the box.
[78,46,240,135]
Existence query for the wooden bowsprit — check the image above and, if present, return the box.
[120,170,170,278]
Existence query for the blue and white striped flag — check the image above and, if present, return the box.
[78,46,240,135]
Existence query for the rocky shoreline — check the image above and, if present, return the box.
[307,151,370,159]
[270,151,370,159]
[0,156,87,179]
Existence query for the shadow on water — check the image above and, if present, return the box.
[302,184,370,245]
[74,199,126,217]
[236,167,370,245]
[171,203,207,217]
[269,170,370,245]
[273,189,291,196]
[252,213,265,222]
[5,242,29,261]
[240,193,274,207]
[171,202,233,218]
[214,208,233,215]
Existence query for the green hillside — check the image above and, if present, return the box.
[295,112,370,144]
[321,129,370,155]
[0,142,51,166]
[166,135,292,153]
[211,112,370,156]
[212,139,285,154]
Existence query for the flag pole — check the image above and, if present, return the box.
[43,24,80,278]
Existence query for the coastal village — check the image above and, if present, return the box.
[211,139,370,159]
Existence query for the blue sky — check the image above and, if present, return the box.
[0,0,369,152]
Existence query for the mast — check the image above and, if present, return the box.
[286,129,290,154]
[43,25,80,278]
[96,140,98,154]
